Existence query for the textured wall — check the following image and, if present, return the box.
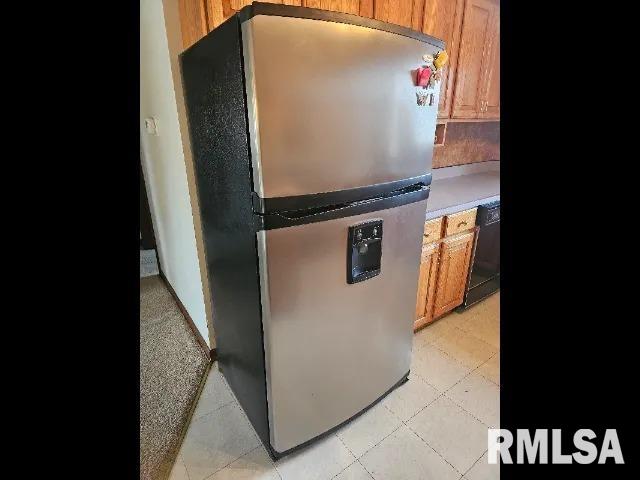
[140,0,210,347]
[433,121,500,169]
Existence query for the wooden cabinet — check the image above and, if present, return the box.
[179,0,209,51]
[479,7,499,118]
[181,0,369,49]
[373,0,414,28]
[444,207,477,237]
[178,0,500,118]
[420,0,464,118]
[415,241,440,330]
[414,209,476,331]
[451,0,499,119]
[304,0,359,15]
[432,230,474,317]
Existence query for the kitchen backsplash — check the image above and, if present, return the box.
[433,121,500,169]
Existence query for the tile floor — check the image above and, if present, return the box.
[170,292,499,480]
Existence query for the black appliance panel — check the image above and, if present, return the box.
[347,220,383,284]
[473,202,500,281]
[459,201,500,309]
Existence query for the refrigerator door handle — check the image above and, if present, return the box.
[257,184,430,230]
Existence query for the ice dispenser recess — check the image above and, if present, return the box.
[347,220,383,284]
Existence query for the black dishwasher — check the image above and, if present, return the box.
[458,201,500,310]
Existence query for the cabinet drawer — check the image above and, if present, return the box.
[444,208,477,237]
[423,217,444,244]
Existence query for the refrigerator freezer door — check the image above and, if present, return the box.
[257,199,427,453]
[242,15,440,201]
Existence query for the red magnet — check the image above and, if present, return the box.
[416,66,432,87]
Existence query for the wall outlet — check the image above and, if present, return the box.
[144,117,159,135]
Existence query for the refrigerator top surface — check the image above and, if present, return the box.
[242,14,441,202]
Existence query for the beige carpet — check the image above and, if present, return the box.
[140,276,210,480]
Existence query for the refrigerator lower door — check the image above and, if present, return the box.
[257,199,427,453]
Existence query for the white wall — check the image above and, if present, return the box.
[140,0,210,346]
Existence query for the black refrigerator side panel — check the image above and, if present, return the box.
[180,15,270,448]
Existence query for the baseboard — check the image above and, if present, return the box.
[159,270,212,361]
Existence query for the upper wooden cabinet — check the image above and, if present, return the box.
[303,0,359,15]
[178,0,499,120]
[451,0,499,119]
[421,0,464,118]
[373,0,414,28]
[179,0,209,51]
[480,7,499,118]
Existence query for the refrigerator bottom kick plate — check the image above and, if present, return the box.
[264,370,410,461]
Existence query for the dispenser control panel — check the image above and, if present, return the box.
[347,220,383,284]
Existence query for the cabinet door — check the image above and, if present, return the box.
[450,0,494,118]
[479,4,499,119]
[414,241,440,331]
[303,0,359,14]
[421,0,464,118]
[205,1,305,32]
[374,0,415,28]
[432,230,474,317]
[179,0,209,50]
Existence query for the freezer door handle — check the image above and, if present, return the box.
[256,184,430,230]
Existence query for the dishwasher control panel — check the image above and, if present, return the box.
[347,220,383,284]
[477,201,500,226]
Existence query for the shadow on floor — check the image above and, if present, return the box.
[140,276,210,480]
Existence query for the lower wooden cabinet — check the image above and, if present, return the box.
[414,209,477,331]
[432,230,475,318]
[415,241,440,330]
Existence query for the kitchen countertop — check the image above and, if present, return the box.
[426,161,500,220]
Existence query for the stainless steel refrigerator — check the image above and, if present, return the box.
[181,2,443,459]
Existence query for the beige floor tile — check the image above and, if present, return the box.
[181,403,261,480]
[336,403,403,458]
[382,374,440,422]
[359,424,460,480]
[208,447,280,480]
[481,291,500,311]
[407,396,488,474]
[446,308,480,328]
[192,366,236,420]
[411,344,472,392]
[412,317,458,351]
[169,454,190,480]
[476,354,500,386]
[457,310,500,349]
[463,452,499,480]
[274,434,354,480]
[431,328,497,369]
[334,461,374,480]
[447,372,500,427]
